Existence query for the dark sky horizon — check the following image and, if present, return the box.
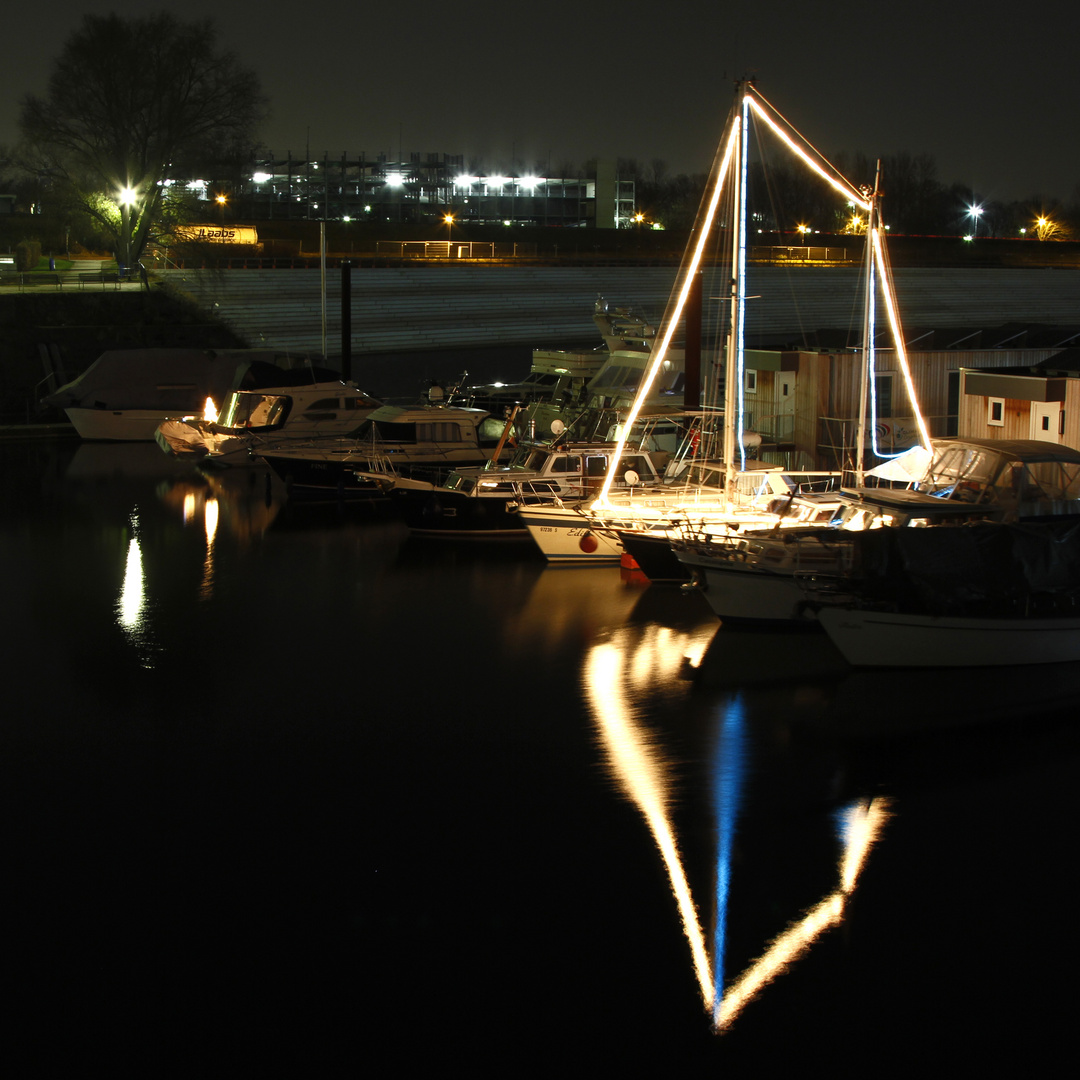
[5,2,1079,207]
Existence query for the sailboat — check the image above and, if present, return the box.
[514,81,912,564]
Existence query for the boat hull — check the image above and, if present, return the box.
[675,546,824,623]
[66,408,178,442]
[516,504,625,562]
[617,530,687,581]
[817,606,1080,667]
[397,488,533,539]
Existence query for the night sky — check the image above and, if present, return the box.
[5,1,1078,203]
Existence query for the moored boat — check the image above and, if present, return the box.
[815,605,1080,668]
[676,438,1080,625]
[395,438,671,539]
[261,402,508,498]
[42,348,288,441]
[154,363,380,464]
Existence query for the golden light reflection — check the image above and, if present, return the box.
[117,535,145,629]
[714,798,889,1030]
[584,623,720,1007]
[200,497,219,600]
[584,620,891,1032]
[116,511,156,667]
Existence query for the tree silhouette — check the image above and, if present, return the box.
[19,13,266,270]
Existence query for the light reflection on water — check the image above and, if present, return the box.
[9,438,1080,1063]
[582,616,890,1032]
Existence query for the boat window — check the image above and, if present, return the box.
[444,473,475,492]
[549,455,582,474]
[374,421,418,443]
[585,454,609,477]
[620,455,656,482]
[218,392,289,430]
[417,422,464,442]
[307,398,342,411]
[1020,460,1080,502]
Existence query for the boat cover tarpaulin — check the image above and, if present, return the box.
[41,349,288,411]
[852,519,1080,616]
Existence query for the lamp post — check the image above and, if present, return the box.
[216,193,227,235]
[968,202,983,238]
[444,213,454,255]
[118,185,137,276]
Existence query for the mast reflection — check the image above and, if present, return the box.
[583,622,718,1007]
[583,623,889,1032]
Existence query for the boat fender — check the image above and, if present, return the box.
[579,533,599,554]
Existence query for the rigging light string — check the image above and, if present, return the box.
[594,102,742,508]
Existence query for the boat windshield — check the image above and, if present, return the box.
[1015,459,1080,503]
[218,392,289,431]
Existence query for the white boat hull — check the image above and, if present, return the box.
[816,606,1080,667]
[66,407,177,442]
[677,549,821,623]
[516,504,627,562]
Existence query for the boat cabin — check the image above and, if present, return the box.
[841,437,1080,526]
[441,440,665,499]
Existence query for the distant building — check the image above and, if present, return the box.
[217,152,635,228]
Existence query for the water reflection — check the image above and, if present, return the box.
[583,614,891,1033]
[713,796,888,1030]
[115,508,156,667]
[583,617,722,1008]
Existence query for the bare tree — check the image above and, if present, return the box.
[19,13,266,270]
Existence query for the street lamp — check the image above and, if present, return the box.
[117,185,138,276]
[216,193,227,232]
[796,223,810,243]
[444,212,454,252]
[967,203,983,238]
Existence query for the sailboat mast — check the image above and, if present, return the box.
[723,84,749,501]
[855,161,882,484]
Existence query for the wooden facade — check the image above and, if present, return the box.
[742,347,1065,470]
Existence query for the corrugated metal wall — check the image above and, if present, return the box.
[156,265,1080,358]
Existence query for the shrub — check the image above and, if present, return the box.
[15,240,42,271]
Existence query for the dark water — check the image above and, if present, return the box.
[4,438,1079,1070]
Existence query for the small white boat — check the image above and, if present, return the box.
[154,364,380,465]
[816,606,1080,668]
[42,348,289,441]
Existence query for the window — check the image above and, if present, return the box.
[745,369,757,394]
[988,398,1005,426]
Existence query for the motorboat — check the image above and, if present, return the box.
[41,347,286,441]
[261,402,509,498]
[813,514,1080,666]
[394,437,673,539]
[676,438,1080,625]
[154,362,380,465]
